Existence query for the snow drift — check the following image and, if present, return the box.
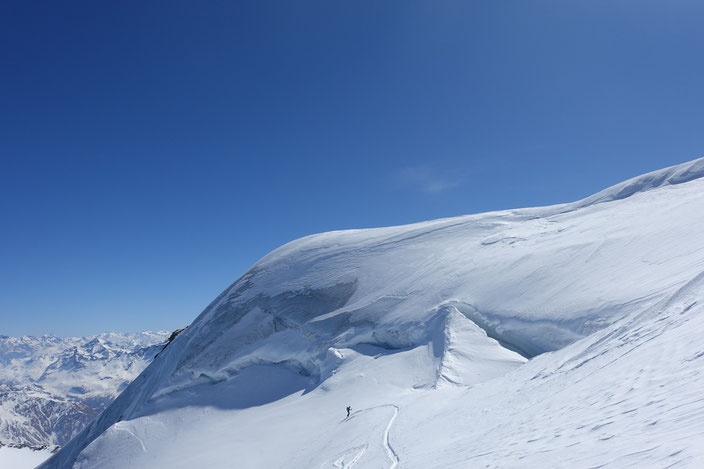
[42,157,704,468]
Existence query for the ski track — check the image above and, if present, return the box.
[114,425,148,453]
[382,405,400,469]
[330,445,367,469]
[343,404,400,469]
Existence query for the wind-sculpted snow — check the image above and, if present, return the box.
[573,156,704,209]
[398,271,704,468]
[42,157,704,468]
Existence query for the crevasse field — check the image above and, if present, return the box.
[41,158,704,468]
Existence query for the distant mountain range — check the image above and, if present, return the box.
[0,331,169,449]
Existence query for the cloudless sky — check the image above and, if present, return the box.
[2,1,703,336]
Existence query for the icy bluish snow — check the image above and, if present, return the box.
[42,157,704,468]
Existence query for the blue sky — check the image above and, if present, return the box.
[2,1,703,336]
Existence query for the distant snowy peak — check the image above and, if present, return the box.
[1,332,169,388]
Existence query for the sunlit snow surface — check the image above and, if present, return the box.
[0,446,53,469]
[43,158,704,468]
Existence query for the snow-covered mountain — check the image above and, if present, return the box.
[0,332,169,449]
[44,158,704,468]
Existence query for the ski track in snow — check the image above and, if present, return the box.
[382,405,400,469]
[114,425,147,453]
[330,445,367,469]
[343,404,400,468]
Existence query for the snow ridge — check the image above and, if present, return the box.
[571,156,704,209]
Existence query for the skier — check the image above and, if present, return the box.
[346,406,351,418]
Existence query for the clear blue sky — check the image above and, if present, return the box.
[2,1,703,336]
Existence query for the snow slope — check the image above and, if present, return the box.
[0,445,54,469]
[43,157,704,468]
[0,332,169,448]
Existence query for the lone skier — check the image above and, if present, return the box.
[346,406,351,418]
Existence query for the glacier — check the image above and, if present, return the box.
[41,157,704,468]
